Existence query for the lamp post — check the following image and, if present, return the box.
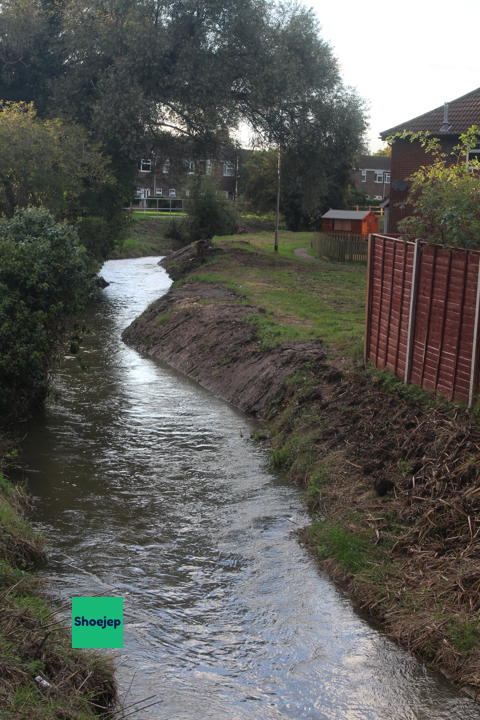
[274,148,281,252]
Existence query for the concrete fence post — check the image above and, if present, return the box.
[364,233,373,367]
[404,239,421,385]
[468,258,480,408]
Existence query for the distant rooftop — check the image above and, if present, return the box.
[380,87,480,139]
[355,155,390,170]
[322,209,371,220]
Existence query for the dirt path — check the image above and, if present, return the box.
[293,247,320,262]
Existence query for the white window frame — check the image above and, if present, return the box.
[139,159,152,172]
[361,169,367,182]
[374,171,384,183]
[156,188,163,196]
[223,161,235,177]
[168,188,176,197]
[162,158,170,174]
[384,172,390,183]
[205,159,213,175]
[467,149,480,167]
[184,159,195,174]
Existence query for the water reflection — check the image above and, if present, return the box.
[21,257,480,719]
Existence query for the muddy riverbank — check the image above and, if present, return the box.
[0,457,117,719]
[123,241,480,699]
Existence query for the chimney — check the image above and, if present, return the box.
[439,102,452,133]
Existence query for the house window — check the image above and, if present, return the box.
[156,188,163,196]
[185,189,190,197]
[139,159,152,172]
[375,171,384,183]
[467,149,480,166]
[168,188,176,197]
[184,159,195,174]
[223,161,235,177]
[205,159,213,175]
[361,170,367,182]
[162,158,170,174]
[384,172,390,183]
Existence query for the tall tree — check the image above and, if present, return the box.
[0,0,366,228]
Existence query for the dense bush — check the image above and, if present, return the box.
[188,180,238,241]
[396,126,480,248]
[0,208,96,422]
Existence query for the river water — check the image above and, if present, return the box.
[20,257,480,719]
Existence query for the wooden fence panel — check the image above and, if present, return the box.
[312,232,368,262]
[365,235,480,405]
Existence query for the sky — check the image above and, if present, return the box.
[305,0,480,152]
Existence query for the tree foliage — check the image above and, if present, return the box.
[188,178,238,240]
[394,127,480,248]
[239,150,277,214]
[0,0,366,226]
[0,101,112,220]
[0,208,96,422]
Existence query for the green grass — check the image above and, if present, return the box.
[111,213,184,258]
[216,230,317,260]
[305,464,332,510]
[192,232,367,356]
[447,619,480,652]
[309,521,380,574]
[130,210,187,218]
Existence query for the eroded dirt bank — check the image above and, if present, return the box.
[123,242,480,699]
[123,279,328,416]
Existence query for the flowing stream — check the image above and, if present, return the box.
[20,257,480,720]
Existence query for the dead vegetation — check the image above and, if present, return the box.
[270,365,480,697]
[0,464,117,719]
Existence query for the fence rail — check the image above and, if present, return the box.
[365,234,480,406]
[312,232,369,263]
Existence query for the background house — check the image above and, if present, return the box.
[352,155,390,201]
[380,87,480,233]
[133,151,243,209]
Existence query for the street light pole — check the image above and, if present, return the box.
[274,148,281,252]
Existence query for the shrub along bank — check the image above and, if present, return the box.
[123,236,480,698]
[0,208,97,424]
[0,208,118,717]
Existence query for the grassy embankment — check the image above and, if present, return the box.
[110,212,279,259]
[110,212,185,258]
[0,457,116,719]
[176,232,480,695]
[203,231,365,360]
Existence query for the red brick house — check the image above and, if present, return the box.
[352,155,390,201]
[380,87,480,233]
[321,209,378,235]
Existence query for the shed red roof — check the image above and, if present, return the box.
[380,87,480,139]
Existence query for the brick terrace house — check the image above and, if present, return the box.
[134,150,244,209]
[380,87,480,233]
[352,155,390,201]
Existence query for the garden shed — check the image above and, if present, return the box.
[321,209,378,235]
